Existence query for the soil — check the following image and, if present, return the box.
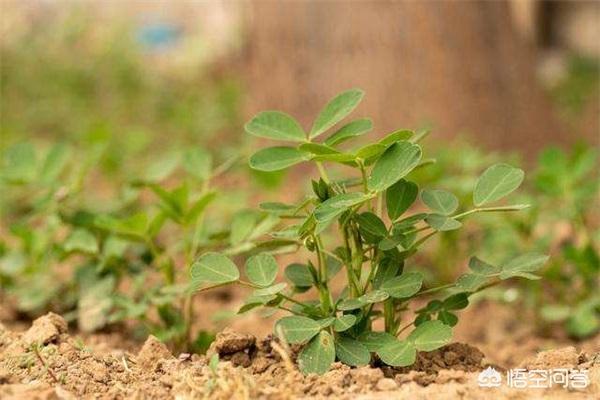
[1,310,598,399]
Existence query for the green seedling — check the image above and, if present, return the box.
[190,89,548,374]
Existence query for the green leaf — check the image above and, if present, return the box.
[358,331,397,352]
[408,320,452,351]
[468,256,501,275]
[357,212,388,238]
[334,315,357,332]
[245,254,278,287]
[259,202,296,214]
[317,317,336,328]
[473,163,524,206]
[310,89,364,138]
[368,142,422,192]
[230,210,259,245]
[379,130,415,146]
[298,143,340,156]
[438,311,458,327]
[324,119,372,146]
[567,304,600,338]
[275,316,321,344]
[245,111,306,142]
[456,273,489,292]
[191,253,240,285]
[2,142,37,183]
[183,148,212,181]
[249,147,310,171]
[372,261,399,289]
[144,152,180,182]
[442,293,469,310]
[380,272,423,299]
[337,298,364,311]
[421,189,458,215]
[64,229,98,254]
[377,340,416,367]
[386,179,418,220]
[314,192,371,224]
[298,331,336,375]
[285,263,314,288]
[40,143,71,183]
[94,213,149,241]
[355,143,386,160]
[335,337,371,366]
[186,191,217,223]
[425,214,462,231]
[358,290,389,304]
[499,253,549,280]
[253,282,287,296]
[238,294,277,314]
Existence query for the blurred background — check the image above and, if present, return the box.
[1,0,598,157]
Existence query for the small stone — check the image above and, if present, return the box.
[376,378,397,391]
[136,336,174,369]
[209,328,256,355]
[230,351,251,368]
[21,313,68,346]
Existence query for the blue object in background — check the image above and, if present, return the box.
[137,22,181,52]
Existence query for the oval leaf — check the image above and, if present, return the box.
[285,263,314,287]
[275,316,321,344]
[473,163,524,206]
[380,272,423,299]
[310,89,364,138]
[407,320,452,351]
[358,331,397,352]
[358,290,389,304]
[64,229,98,254]
[324,118,372,146]
[377,340,416,367]
[425,214,462,231]
[249,147,310,171]
[335,337,371,366]
[499,253,549,280]
[245,111,305,142]
[314,192,371,224]
[334,314,357,332]
[368,142,422,192]
[191,252,240,285]
[298,331,336,375]
[386,179,418,220]
[245,254,278,287]
[337,298,365,311]
[254,282,287,296]
[421,189,458,215]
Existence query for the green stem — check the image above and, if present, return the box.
[316,162,330,184]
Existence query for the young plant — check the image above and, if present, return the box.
[190,89,548,374]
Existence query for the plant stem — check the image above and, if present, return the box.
[316,162,330,184]
[32,345,59,384]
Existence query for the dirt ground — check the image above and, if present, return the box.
[1,293,599,399]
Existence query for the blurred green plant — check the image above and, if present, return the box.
[190,89,548,374]
[415,141,599,339]
[0,140,249,351]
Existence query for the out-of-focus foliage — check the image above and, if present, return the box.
[419,141,599,339]
[548,55,600,118]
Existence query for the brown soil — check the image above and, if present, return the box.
[1,313,598,399]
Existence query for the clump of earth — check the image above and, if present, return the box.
[0,313,598,399]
